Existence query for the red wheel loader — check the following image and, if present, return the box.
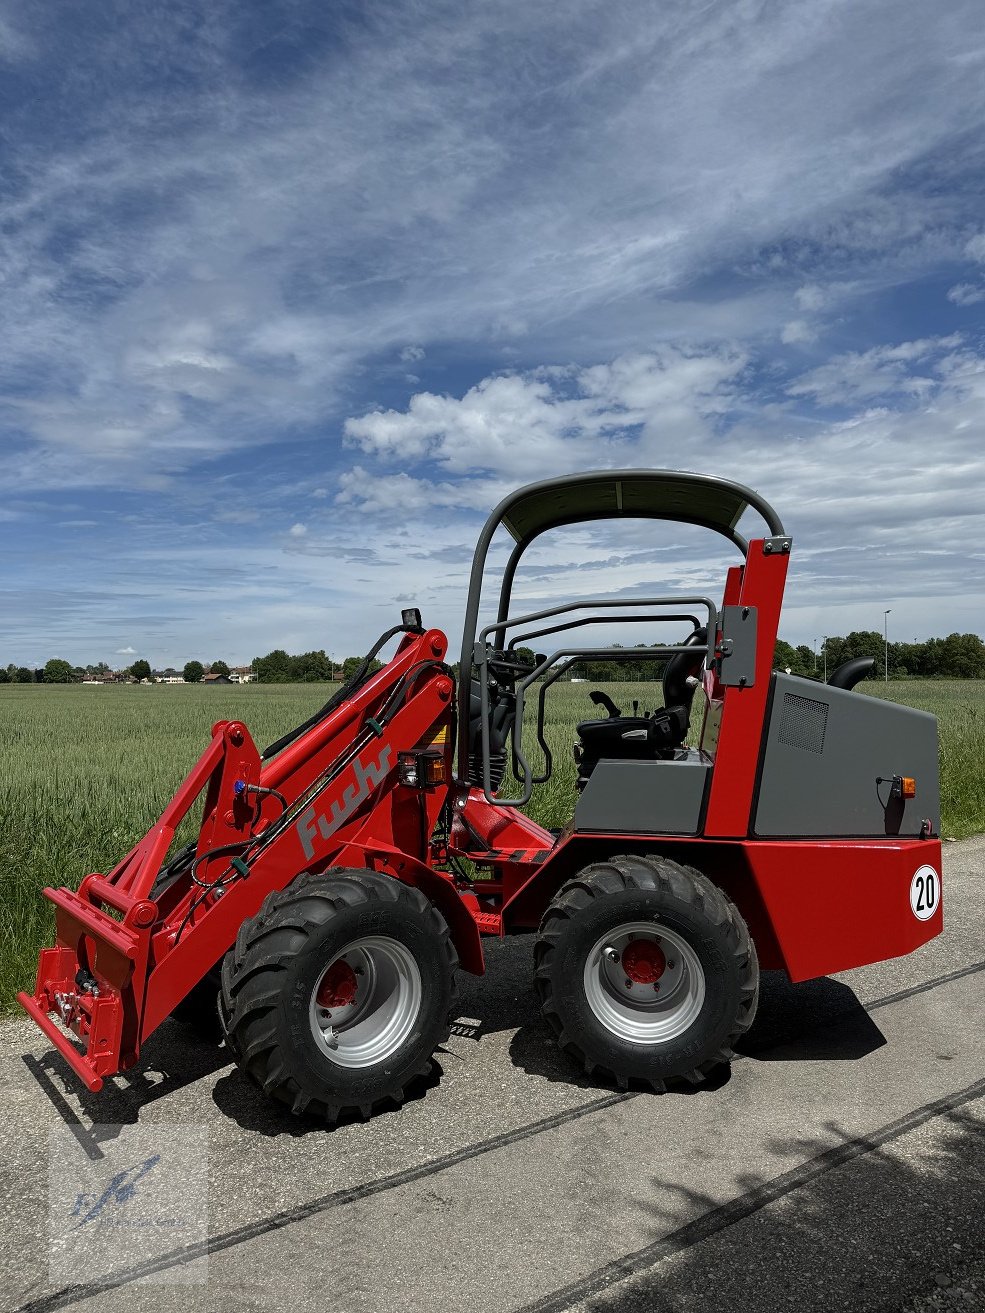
[19,470,943,1120]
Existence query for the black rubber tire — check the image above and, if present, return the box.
[219,869,458,1121]
[534,854,758,1091]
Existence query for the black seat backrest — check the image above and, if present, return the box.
[662,626,707,710]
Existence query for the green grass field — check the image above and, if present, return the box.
[2,678,982,1011]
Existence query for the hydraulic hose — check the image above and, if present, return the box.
[260,623,415,760]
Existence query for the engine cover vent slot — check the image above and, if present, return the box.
[778,692,828,755]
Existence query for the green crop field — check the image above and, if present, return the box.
[1,678,982,1012]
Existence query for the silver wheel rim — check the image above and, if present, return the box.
[583,921,705,1044]
[308,936,422,1069]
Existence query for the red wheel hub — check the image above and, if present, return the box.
[316,959,358,1009]
[621,939,666,984]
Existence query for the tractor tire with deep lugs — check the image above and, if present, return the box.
[534,855,758,1091]
[219,869,458,1121]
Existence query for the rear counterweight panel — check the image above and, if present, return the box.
[753,673,940,839]
[745,837,943,981]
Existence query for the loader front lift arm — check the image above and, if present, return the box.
[18,627,464,1091]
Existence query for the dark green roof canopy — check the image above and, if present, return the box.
[497,469,785,550]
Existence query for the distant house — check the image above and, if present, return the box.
[155,669,185,685]
[229,666,255,683]
[202,672,232,685]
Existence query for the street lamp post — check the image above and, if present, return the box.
[813,637,818,673]
[822,637,827,683]
[884,609,892,685]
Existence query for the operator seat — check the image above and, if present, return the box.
[574,628,707,784]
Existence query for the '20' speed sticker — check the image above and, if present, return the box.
[910,865,939,921]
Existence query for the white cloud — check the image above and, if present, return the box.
[964,232,985,262]
[794,284,827,312]
[3,2,985,489]
[0,13,34,62]
[793,281,859,312]
[288,522,308,537]
[781,319,817,345]
[332,334,985,648]
[344,345,747,480]
[115,645,137,655]
[786,335,962,406]
[335,467,508,516]
[399,345,425,362]
[947,281,985,306]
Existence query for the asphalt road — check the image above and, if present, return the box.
[1,836,983,1313]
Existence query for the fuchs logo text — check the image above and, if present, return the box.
[296,746,393,859]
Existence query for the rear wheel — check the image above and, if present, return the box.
[219,870,457,1120]
[534,855,758,1090]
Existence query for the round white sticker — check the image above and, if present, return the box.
[910,865,939,921]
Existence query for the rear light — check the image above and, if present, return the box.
[398,749,446,790]
[890,775,916,799]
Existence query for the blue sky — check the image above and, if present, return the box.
[2,0,985,668]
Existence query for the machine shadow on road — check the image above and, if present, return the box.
[548,1090,985,1313]
[21,1020,232,1153]
[20,946,887,1145]
[736,970,887,1063]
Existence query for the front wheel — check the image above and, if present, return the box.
[534,855,758,1090]
[220,870,458,1121]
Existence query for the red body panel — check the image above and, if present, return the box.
[741,837,943,981]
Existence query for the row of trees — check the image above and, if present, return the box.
[6,632,984,686]
[0,659,235,684]
[1,660,95,684]
[251,650,381,683]
[567,631,985,682]
[774,631,985,680]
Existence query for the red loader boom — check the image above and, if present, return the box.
[20,469,943,1119]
